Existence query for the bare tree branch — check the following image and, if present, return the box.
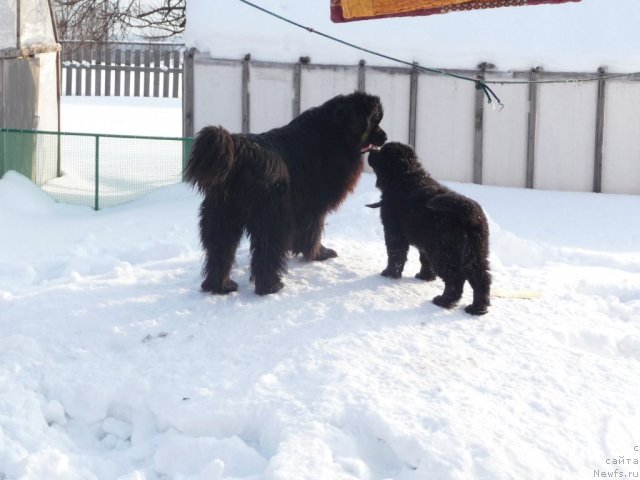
[52,0,185,41]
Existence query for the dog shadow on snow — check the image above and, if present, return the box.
[193,245,480,332]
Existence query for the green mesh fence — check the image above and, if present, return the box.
[0,129,192,209]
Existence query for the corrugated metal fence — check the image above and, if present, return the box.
[184,51,640,195]
[60,41,184,98]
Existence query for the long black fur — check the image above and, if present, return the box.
[368,142,491,315]
[185,91,387,295]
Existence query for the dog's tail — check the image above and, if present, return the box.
[183,126,236,193]
[427,193,486,228]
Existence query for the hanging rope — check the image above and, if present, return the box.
[237,0,640,108]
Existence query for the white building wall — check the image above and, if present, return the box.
[0,0,17,49]
[20,0,56,46]
[33,52,59,184]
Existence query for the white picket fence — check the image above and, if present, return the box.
[61,41,184,98]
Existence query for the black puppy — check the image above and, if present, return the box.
[184,92,387,295]
[367,142,491,315]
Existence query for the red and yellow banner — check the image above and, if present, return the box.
[331,0,581,22]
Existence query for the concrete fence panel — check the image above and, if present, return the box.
[250,64,295,133]
[415,74,476,183]
[193,59,243,134]
[482,79,530,189]
[602,80,640,195]
[535,81,598,192]
[188,52,640,195]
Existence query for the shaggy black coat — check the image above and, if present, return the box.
[367,142,491,315]
[184,91,387,295]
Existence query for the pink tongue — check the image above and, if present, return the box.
[360,145,371,153]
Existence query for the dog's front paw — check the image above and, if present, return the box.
[465,303,489,316]
[415,271,436,281]
[432,295,458,309]
[381,268,401,279]
[202,278,238,295]
[255,279,284,296]
[314,245,338,261]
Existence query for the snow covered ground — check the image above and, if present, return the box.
[1,96,640,479]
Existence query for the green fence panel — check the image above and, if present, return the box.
[0,130,37,179]
[0,128,193,210]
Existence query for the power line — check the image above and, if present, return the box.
[238,0,640,108]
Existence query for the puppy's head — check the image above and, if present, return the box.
[368,142,420,187]
[333,91,387,153]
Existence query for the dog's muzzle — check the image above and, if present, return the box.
[360,144,382,154]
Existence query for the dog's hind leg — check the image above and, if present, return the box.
[432,272,465,309]
[199,196,243,294]
[465,268,491,316]
[294,213,337,261]
[248,185,292,295]
[249,230,289,295]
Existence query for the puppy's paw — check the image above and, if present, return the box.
[202,278,238,295]
[465,303,489,316]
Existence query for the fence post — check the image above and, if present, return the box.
[473,62,493,185]
[134,49,141,97]
[408,63,418,148]
[64,46,72,95]
[95,43,103,96]
[242,54,251,134]
[104,45,112,96]
[526,67,542,189]
[358,60,366,92]
[293,56,308,118]
[144,49,151,97]
[182,48,195,139]
[593,66,607,193]
[84,44,93,95]
[56,130,62,177]
[114,47,122,96]
[182,138,191,181]
[153,49,161,97]
[163,51,171,98]
[172,50,181,98]
[94,134,100,210]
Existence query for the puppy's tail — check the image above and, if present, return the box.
[183,126,236,193]
[427,193,487,228]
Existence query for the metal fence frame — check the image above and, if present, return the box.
[1,128,192,209]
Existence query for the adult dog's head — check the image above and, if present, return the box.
[331,92,387,153]
[368,142,423,187]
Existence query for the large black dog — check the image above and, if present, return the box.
[185,92,387,295]
[367,142,491,315]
